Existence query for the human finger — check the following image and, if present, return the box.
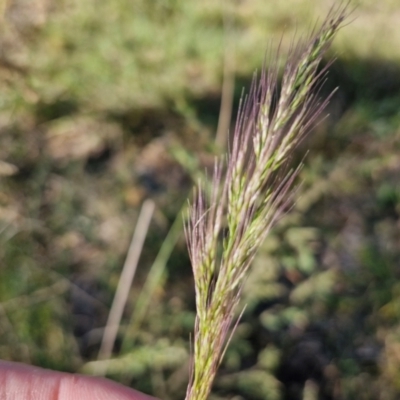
[0,360,159,400]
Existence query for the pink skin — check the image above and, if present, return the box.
[0,361,160,400]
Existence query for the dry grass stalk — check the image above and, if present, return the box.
[96,199,155,376]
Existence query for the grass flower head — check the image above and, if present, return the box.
[185,5,349,400]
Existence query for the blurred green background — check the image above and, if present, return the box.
[1,1,400,399]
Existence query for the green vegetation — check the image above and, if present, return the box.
[1,1,400,399]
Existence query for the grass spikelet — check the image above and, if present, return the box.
[185,5,349,400]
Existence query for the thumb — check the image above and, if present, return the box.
[0,360,159,400]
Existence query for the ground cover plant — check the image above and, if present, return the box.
[1,1,400,400]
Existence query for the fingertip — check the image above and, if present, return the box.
[64,374,160,400]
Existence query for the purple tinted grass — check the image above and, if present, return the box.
[185,5,349,400]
